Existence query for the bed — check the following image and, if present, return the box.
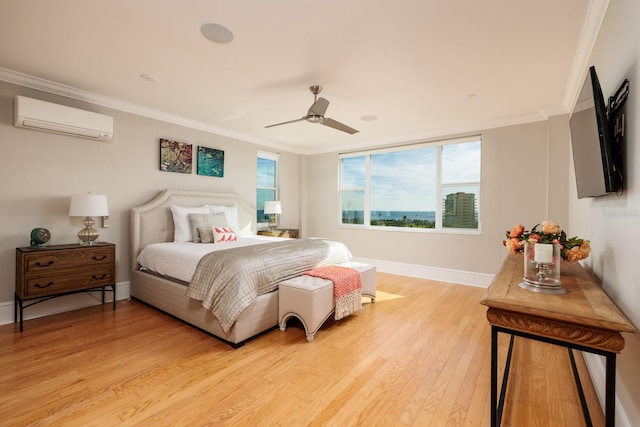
[130,189,352,347]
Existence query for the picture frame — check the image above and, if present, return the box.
[160,139,192,174]
[197,146,224,177]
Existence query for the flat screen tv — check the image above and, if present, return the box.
[569,66,622,198]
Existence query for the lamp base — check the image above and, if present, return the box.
[268,214,277,231]
[77,216,100,245]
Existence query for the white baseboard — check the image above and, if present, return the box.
[1,261,491,326]
[353,257,495,288]
[0,281,130,326]
[583,352,633,427]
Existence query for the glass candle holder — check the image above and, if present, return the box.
[519,241,566,294]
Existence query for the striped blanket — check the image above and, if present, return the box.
[303,265,362,320]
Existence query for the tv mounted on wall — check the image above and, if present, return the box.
[569,66,623,198]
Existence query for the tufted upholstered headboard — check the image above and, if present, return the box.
[130,189,256,270]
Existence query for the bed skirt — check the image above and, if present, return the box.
[130,270,279,346]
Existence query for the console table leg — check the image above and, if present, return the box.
[568,348,592,427]
[605,353,616,427]
[491,326,498,427]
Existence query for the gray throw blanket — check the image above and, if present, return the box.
[186,238,352,332]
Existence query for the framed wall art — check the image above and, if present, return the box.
[160,138,192,174]
[197,146,224,177]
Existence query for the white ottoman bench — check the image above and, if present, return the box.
[278,263,377,342]
[337,261,377,302]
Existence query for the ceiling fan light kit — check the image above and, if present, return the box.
[265,85,359,134]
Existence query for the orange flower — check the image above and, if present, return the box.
[502,221,589,262]
[566,240,591,262]
[505,238,523,254]
[509,224,525,238]
[541,220,561,235]
[528,233,541,242]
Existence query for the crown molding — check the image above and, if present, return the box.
[562,0,610,113]
[0,67,295,150]
[0,66,569,156]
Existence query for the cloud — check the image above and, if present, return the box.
[341,139,481,212]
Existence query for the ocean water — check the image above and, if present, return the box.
[259,210,437,222]
[343,211,436,222]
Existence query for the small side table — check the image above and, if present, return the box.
[15,242,116,331]
[257,229,299,239]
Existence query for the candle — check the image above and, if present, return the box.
[534,243,553,264]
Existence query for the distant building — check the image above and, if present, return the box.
[442,192,477,228]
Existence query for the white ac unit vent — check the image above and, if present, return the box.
[14,96,113,141]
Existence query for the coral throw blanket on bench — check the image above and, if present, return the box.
[303,265,362,320]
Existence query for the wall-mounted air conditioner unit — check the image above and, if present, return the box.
[14,96,113,141]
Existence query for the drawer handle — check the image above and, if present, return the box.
[35,282,54,289]
[92,274,107,280]
[92,255,107,261]
[35,260,54,267]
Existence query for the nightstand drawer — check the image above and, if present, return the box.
[23,247,114,273]
[258,229,299,239]
[24,267,115,298]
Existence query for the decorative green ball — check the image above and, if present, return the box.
[30,228,51,248]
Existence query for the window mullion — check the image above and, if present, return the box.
[435,145,443,230]
[364,155,371,225]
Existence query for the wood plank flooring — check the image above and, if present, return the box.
[0,272,604,426]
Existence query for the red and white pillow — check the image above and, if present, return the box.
[213,226,237,243]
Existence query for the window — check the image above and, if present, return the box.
[339,137,481,232]
[257,151,279,226]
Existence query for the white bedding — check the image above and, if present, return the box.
[137,235,283,283]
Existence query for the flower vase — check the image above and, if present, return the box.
[519,241,566,294]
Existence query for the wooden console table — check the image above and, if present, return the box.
[481,254,635,427]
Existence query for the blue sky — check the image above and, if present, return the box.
[342,140,481,211]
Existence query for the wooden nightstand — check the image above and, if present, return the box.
[15,242,116,331]
[257,229,300,239]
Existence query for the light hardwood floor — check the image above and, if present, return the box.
[0,272,603,426]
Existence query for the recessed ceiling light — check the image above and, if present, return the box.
[361,115,378,122]
[139,74,158,83]
[201,23,234,44]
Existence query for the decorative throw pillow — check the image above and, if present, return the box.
[170,205,208,243]
[198,226,215,243]
[188,212,227,243]
[213,226,237,243]
[207,205,240,233]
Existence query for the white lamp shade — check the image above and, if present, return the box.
[69,194,109,217]
[264,201,282,215]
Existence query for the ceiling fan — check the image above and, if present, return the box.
[265,85,359,134]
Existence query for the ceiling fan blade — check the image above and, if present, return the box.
[265,117,306,128]
[308,97,329,117]
[322,117,359,134]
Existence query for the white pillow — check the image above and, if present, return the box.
[170,205,208,242]
[207,205,240,233]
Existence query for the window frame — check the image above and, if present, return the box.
[338,136,481,235]
[257,150,280,229]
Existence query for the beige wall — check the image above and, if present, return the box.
[0,82,301,303]
[568,1,640,423]
[304,119,570,276]
[2,4,637,417]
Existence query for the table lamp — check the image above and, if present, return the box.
[264,201,282,231]
[69,194,109,245]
